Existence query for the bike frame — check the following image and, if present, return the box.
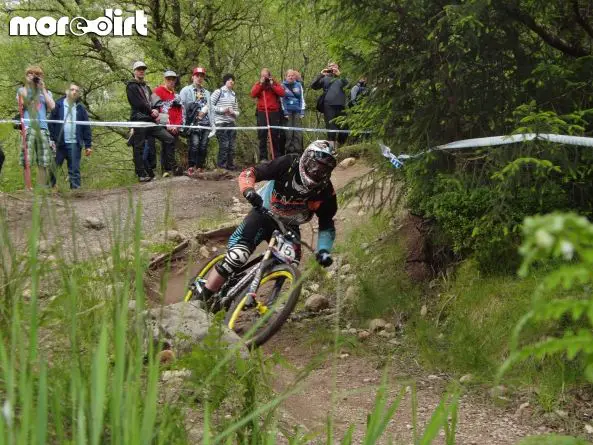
[199,207,312,310]
[219,231,291,310]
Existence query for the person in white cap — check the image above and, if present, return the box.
[126,61,176,182]
[152,69,183,177]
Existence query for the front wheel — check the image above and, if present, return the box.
[224,264,302,348]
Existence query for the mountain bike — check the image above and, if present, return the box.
[184,207,310,347]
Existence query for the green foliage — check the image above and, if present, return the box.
[328,0,593,273]
[518,436,592,445]
[414,258,583,407]
[0,193,187,444]
[404,141,579,272]
[0,0,338,191]
[500,213,593,387]
[334,214,423,319]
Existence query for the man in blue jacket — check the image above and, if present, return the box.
[49,83,92,189]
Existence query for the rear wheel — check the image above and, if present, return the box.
[183,251,226,302]
[224,264,301,348]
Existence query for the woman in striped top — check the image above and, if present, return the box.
[211,73,240,170]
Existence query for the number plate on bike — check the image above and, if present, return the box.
[274,236,298,263]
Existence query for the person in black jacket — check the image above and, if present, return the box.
[48,83,92,189]
[311,62,349,145]
[191,140,338,302]
[126,61,175,182]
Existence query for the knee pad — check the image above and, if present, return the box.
[215,243,252,278]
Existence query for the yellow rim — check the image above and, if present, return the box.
[184,253,226,302]
[227,270,294,330]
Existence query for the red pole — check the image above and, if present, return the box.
[262,91,274,160]
[18,94,32,190]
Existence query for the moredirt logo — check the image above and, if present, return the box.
[9,9,148,36]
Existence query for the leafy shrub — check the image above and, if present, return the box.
[404,140,582,273]
[500,213,593,383]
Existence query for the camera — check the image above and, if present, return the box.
[32,76,41,85]
[263,77,271,84]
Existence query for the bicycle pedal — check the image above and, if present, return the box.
[206,297,223,313]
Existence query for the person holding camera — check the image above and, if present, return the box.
[180,67,214,175]
[250,68,285,161]
[16,65,56,187]
[126,61,176,182]
[152,70,184,177]
[310,62,349,145]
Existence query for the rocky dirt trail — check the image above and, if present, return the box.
[266,322,553,444]
[1,173,237,261]
[0,162,572,444]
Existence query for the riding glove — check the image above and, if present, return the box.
[316,249,333,267]
[243,187,263,208]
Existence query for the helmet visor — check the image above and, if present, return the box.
[303,153,336,183]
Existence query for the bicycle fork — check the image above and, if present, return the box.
[244,237,277,310]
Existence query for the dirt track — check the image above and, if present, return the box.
[0,164,566,443]
[0,164,370,260]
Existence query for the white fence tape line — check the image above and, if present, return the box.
[381,133,593,168]
[0,119,368,134]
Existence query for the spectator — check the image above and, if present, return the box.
[310,62,349,145]
[349,77,368,107]
[211,74,240,170]
[152,70,183,177]
[0,144,4,176]
[281,69,305,154]
[16,65,56,187]
[48,82,92,189]
[143,135,156,175]
[250,68,285,161]
[180,67,215,174]
[128,129,156,173]
[126,61,175,182]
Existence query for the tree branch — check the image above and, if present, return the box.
[499,2,590,57]
[572,0,593,41]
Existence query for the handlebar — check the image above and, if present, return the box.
[254,206,314,252]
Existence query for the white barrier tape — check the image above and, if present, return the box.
[0,119,364,134]
[381,133,593,168]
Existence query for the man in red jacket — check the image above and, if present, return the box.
[250,68,285,161]
[152,70,184,177]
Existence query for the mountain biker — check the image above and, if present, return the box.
[194,140,338,302]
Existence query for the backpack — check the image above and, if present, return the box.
[316,77,336,113]
[315,92,326,113]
